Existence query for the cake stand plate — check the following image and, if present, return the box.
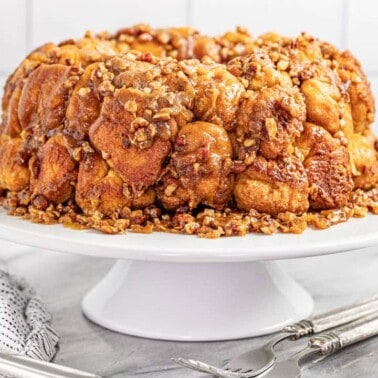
[0,210,378,341]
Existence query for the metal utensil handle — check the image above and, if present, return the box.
[309,313,378,355]
[0,353,102,378]
[283,295,378,338]
[311,296,378,333]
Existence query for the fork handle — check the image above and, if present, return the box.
[0,353,101,378]
[283,295,378,338]
[309,313,378,355]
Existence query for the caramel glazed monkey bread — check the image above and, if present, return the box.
[1,24,378,237]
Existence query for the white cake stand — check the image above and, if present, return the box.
[0,209,377,341]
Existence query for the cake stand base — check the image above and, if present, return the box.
[82,259,313,341]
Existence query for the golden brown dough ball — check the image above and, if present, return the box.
[29,135,77,205]
[18,64,72,134]
[348,132,378,190]
[158,121,233,210]
[0,137,30,192]
[297,123,353,209]
[234,155,309,215]
[187,61,245,130]
[237,85,306,160]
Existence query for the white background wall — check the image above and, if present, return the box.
[0,0,377,130]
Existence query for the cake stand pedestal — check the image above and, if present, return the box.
[0,209,377,341]
[82,260,313,340]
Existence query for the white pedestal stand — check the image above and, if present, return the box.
[82,260,313,341]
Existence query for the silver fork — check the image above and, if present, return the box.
[172,357,253,378]
[173,295,378,377]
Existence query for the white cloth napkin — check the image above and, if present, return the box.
[0,270,59,361]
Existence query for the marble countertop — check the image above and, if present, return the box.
[1,240,378,378]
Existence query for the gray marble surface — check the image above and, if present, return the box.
[1,240,378,377]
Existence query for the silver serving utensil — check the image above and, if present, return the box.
[173,295,378,377]
[174,312,378,378]
[256,312,378,378]
[0,352,102,378]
